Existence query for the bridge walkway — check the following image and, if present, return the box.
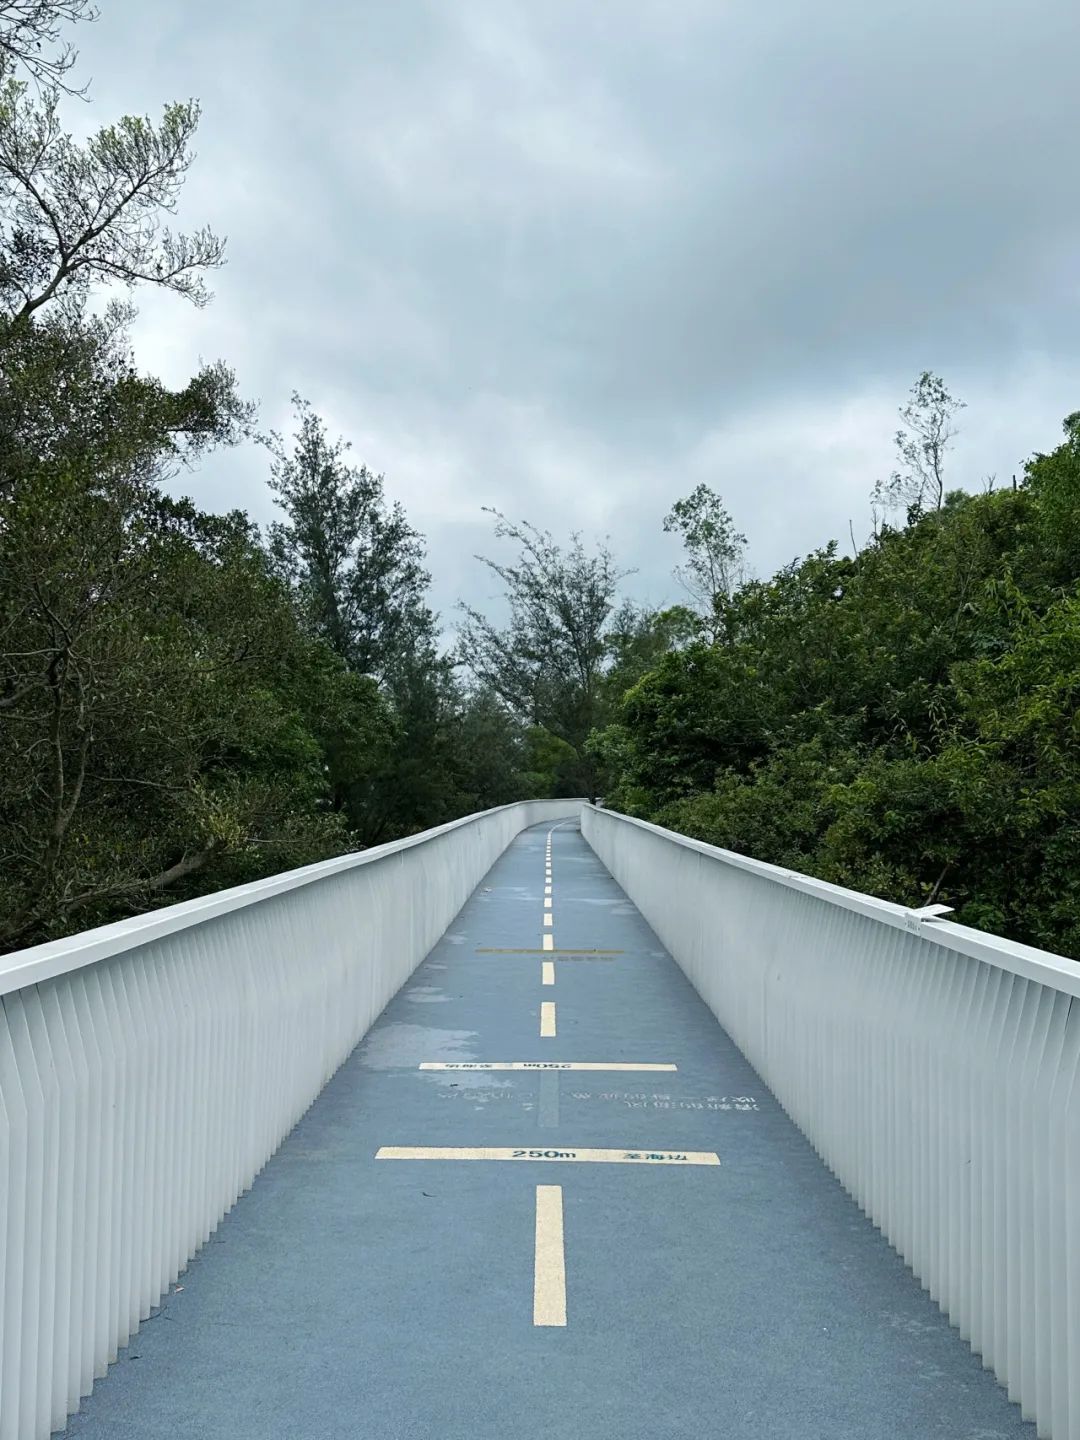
[63,822,1033,1439]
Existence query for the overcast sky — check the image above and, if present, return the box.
[72,0,1080,626]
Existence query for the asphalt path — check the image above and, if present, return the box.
[64,822,1034,1439]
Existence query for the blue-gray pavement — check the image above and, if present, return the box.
[63,823,1034,1440]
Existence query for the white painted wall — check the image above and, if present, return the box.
[0,799,583,1440]
[582,803,1080,1440]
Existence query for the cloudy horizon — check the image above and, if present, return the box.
[69,0,1080,628]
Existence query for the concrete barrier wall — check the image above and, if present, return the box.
[581,803,1080,1440]
[0,799,583,1440]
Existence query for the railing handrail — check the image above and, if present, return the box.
[0,797,589,999]
[585,803,1080,996]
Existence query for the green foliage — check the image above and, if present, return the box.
[663,484,747,634]
[0,83,224,320]
[0,5,541,953]
[458,511,632,795]
[264,394,432,681]
[1023,411,1080,582]
[520,726,582,799]
[600,427,1080,959]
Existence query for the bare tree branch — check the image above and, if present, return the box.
[0,0,98,96]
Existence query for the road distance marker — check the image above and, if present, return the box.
[419,1061,678,1072]
[376,1146,720,1166]
[477,948,622,955]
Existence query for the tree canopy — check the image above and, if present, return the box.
[597,435,1080,958]
[0,0,537,951]
[6,2,1080,964]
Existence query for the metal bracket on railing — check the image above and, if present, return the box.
[903,903,955,932]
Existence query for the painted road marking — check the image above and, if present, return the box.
[419,1062,678,1072]
[534,1186,566,1326]
[541,1001,556,1037]
[543,914,553,927]
[544,897,552,909]
[544,884,552,895]
[543,935,554,951]
[538,1072,560,1128]
[536,954,614,962]
[542,961,555,985]
[477,948,622,955]
[376,1147,720,1166]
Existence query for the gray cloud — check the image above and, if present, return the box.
[74,0,1080,624]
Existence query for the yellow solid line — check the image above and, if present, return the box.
[534,1185,566,1326]
[541,1001,556,1037]
[419,1062,678,1072]
[543,914,553,927]
[542,935,554,951]
[376,1146,721,1166]
[542,961,555,986]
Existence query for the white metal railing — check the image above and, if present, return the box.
[581,803,1080,1440]
[0,799,583,1440]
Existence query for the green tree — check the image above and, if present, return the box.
[1022,410,1080,583]
[873,371,966,517]
[663,484,746,636]
[0,446,372,948]
[265,394,432,682]
[598,444,1080,956]
[458,510,630,795]
[0,80,224,320]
